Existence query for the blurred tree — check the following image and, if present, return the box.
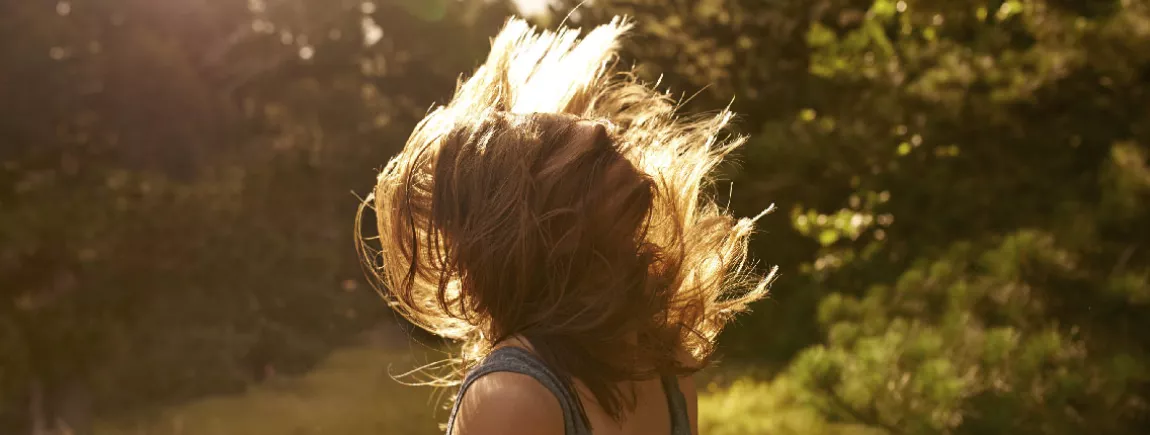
[0,0,245,430]
[0,0,512,432]
[791,224,1149,433]
[776,1,1150,431]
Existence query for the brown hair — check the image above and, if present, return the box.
[356,17,775,424]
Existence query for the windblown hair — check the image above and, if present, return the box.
[356,17,775,424]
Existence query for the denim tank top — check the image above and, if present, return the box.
[445,347,692,435]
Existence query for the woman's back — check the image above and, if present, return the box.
[447,346,696,435]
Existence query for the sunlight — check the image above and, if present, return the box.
[511,0,556,17]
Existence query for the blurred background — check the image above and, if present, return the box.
[2,0,1149,433]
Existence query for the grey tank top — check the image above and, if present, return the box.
[445,347,692,435]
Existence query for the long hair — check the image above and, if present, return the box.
[356,16,775,424]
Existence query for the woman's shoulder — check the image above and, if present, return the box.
[453,371,565,435]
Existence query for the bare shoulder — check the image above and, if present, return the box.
[452,371,565,435]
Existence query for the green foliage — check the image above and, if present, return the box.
[789,228,1148,434]
[698,376,883,435]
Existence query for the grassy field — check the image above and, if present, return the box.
[95,344,872,435]
[95,346,451,435]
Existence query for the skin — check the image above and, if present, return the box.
[452,370,566,435]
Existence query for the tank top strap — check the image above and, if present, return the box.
[660,375,693,435]
[445,346,591,435]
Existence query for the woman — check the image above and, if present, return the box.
[357,17,775,435]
